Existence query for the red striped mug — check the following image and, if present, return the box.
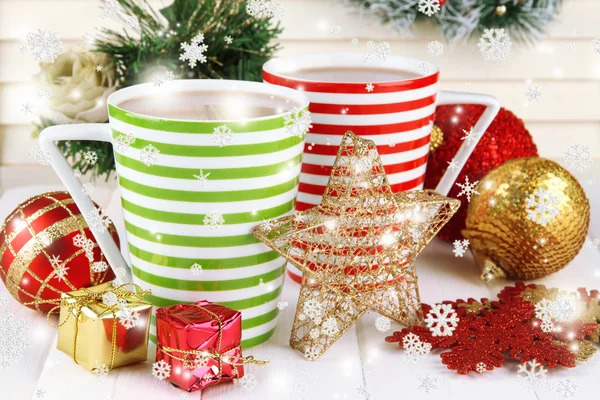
[263,53,499,282]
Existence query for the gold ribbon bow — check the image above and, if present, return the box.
[157,304,267,384]
[27,283,150,370]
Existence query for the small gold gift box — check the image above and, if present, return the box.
[57,281,152,372]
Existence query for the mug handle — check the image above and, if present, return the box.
[38,123,133,283]
[433,91,500,196]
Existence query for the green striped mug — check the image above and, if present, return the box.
[39,80,309,347]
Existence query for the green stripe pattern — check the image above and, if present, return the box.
[109,103,306,348]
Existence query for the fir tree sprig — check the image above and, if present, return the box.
[57,0,281,180]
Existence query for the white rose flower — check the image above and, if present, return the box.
[34,47,117,124]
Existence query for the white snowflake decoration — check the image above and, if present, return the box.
[87,207,111,234]
[91,261,109,273]
[427,41,444,56]
[73,169,82,178]
[152,75,164,87]
[303,346,320,361]
[83,151,98,165]
[412,341,432,357]
[551,298,576,322]
[190,263,203,276]
[525,188,559,226]
[424,304,459,336]
[212,124,234,147]
[72,234,86,248]
[534,298,553,320]
[125,15,139,28]
[284,107,312,138]
[374,41,391,61]
[402,332,421,350]
[100,0,121,19]
[118,308,139,329]
[365,83,374,92]
[418,0,440,17]
[321,316,339,336]
[564,142,593,172]
[81,182,94,196]
[164,71,174,81]
[92,363,110,379]
[238,373,258,391]
[277,301,288,310]
[452,239,469,257]
[356,385,372,399]
[21,102,34,115]
[139,144,160,166]
[330,26,341,34]
[417,62,430,76]
[0,310,30,368]
[517,359,547,390]
[180,33,208,68]
[203,210,225,231]
[35,388,46,398]
[447,159,458,172]
[309,328,320,340]
[594,37,600,55]
[28,146,52,166]
[540,319,554,333]
[418,373,439,394]
[113,133,135,153]
[193,169,210,187]
[461,126,480,146]
[95,65,103,72]
[556,378,577,399]
[0,293,7,307]
[525,85,542,103]
[53,264,69,282]
[456,176,479,202]
[49,254,62,267]
[351,38,359,45]
[476,362,487,374]
[103,292,118,307]
[477,28,512,61]
[224,35,233,45]
[375,316,391,332]
[24,30,63,63]
[152,360,171,380]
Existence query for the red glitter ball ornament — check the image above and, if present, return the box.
[0,191,118,312]
[424,105,538,241]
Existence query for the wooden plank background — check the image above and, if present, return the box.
[0,0,599,179]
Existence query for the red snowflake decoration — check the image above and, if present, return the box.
[386,283,598,374]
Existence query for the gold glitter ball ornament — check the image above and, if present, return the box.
[254,132,459,361]
[462,157,590,281]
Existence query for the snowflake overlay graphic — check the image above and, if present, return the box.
[190,263,203,276]
[180,33,208,68]
[103,292,118,307]
[277,301,288,310]
[35,388,46,398]
[374,41,391,61]
[417,62,431,76]
[427,41,443,56]
[238,373,258,391]
[246,0,285,20]
[375,316,391,332]
[556,378,577,399]
[418,373,439,394]
[564,142,593,172]
[517,359,547,390]
[365,83,374,92]
[100,0,121,19]
[477,28,512,61]
[456,176,479,202]
[114,133,135,153]
[193,169,210,187]
[525,188,560,226]
[0,310,30,368]
[92,363,110,379]
[461,126,480,146]
[525,85,542,102]
[83,151,98,165]
[418,0,440,17]
[152,360,171,380]
[357,385,372,399]
[203,210,225,231]
[476,362,487,374]
[87,207,111,234]
[118,307,139,329]
[21,102,34,115]
[284,107,312,138]
[81,182,94,196]
[594,37,600,55]
[139,144,160,166]
[212,124,234,147]
[24,30,63,63]
[91,262,109,273]
[53,263,69,282]
[28,146,52,165]
[452,239,469,257]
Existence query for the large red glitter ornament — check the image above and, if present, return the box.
[424,105,538,241]
[0,191,118,312]
[386,282,599,375]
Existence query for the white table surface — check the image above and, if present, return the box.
[1,182,599,400]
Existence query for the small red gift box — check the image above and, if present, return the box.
[155,301,245,392]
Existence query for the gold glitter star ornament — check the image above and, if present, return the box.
[253,131,460,360]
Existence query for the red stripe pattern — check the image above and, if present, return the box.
[264,65,440,280]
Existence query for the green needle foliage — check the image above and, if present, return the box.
[59,0,281,180]
[342,0,563,44]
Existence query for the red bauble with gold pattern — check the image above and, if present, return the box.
[0,191,118,312]
[424,105,538,241]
